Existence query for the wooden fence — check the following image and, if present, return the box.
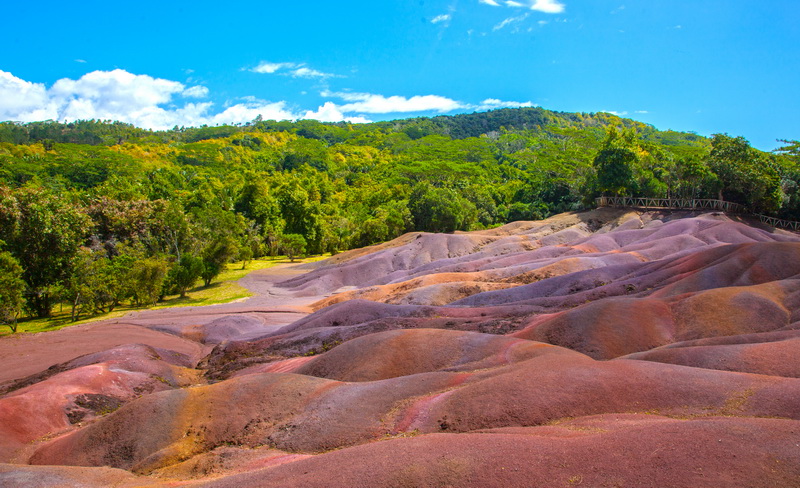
[595,196,800,232]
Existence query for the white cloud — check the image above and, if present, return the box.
[494,13,529,30]
[0,69,309,129]
[290,67,340,79]
[634,110,649,114]
[75,59,87,64]
[182,85,209,98]
[47,69,186,124]
[208,101,297,125]
[0,69,537,130]
[476,98,536,110]
[603,110,628,116]
[250,61,297,74]
[249,61,341,79]
[322,90,466,113]
[530,0,565,13]
[480,0,565,13]
[320,91,534,116]
[432,14,451,24]
[0,71,57,122]
[303,102,371,124]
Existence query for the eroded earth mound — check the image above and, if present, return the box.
[1,208,799,487]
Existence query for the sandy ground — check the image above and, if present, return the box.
[0,262,324,384]
[2,210,800,487]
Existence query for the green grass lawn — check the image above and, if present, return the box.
[2,254,330,337]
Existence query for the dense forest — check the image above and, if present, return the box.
[0,107,798,327]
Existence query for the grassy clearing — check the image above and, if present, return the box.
[2,254,330,337]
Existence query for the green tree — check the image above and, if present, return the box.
[129,258,169,307]
[281,138,330,172]
[64,248,99,322]
[0,250,25,332]
[409,182,477,233]
[0,187,90,317]
[279,233,307,262]
[706,134,782,214]
[593,129,638,197]
[675,157,713,199]
[166,254,203,298]
[200,236,239,287]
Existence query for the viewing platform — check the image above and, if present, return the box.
[596,196,800,232]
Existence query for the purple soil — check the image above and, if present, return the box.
[0,323,209,383]
[624,331,800,377]
[26,350,800,472]
[197,415,800,488]
[3,209,800,486]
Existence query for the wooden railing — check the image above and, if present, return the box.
[595,196,800,232]
[758,215,800,232]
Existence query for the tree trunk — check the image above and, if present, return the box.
[71,293,80,322]
[30,292,52,319]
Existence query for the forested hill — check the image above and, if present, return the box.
[0,107,707,150]
[0,108,798,321]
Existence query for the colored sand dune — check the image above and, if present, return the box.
[1,209,800,487]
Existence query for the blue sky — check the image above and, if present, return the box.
[1,0,797,150]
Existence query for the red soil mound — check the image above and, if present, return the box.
[514,280,796,359]
[0,463,147,488]
[413,356,800,434]
[27,351,800,474]
[5,209,800,486]
[0,323,209,384]
[291,329,583,382]
[625,330,800,377]
[198,415,800,488]
[0,344,198,463]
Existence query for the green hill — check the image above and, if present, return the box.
[0,108,796,322]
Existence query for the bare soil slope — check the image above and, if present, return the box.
[2,209,800,487]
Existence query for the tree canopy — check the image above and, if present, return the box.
[0,109,796,322]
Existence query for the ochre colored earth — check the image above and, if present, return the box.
[2,208,800,487]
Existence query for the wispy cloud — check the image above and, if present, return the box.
[432,14,451,24]
[322,90,466,114]
[291,67,340,79]
[494,13,529,31]
[74,59,87,64]
[250,61,296,74]
[182,85,210,98]
[248,61,342,79]
[603,110,628,116]
[479,0,565,13]
[476,98,536,110]
[321,90,535,115]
